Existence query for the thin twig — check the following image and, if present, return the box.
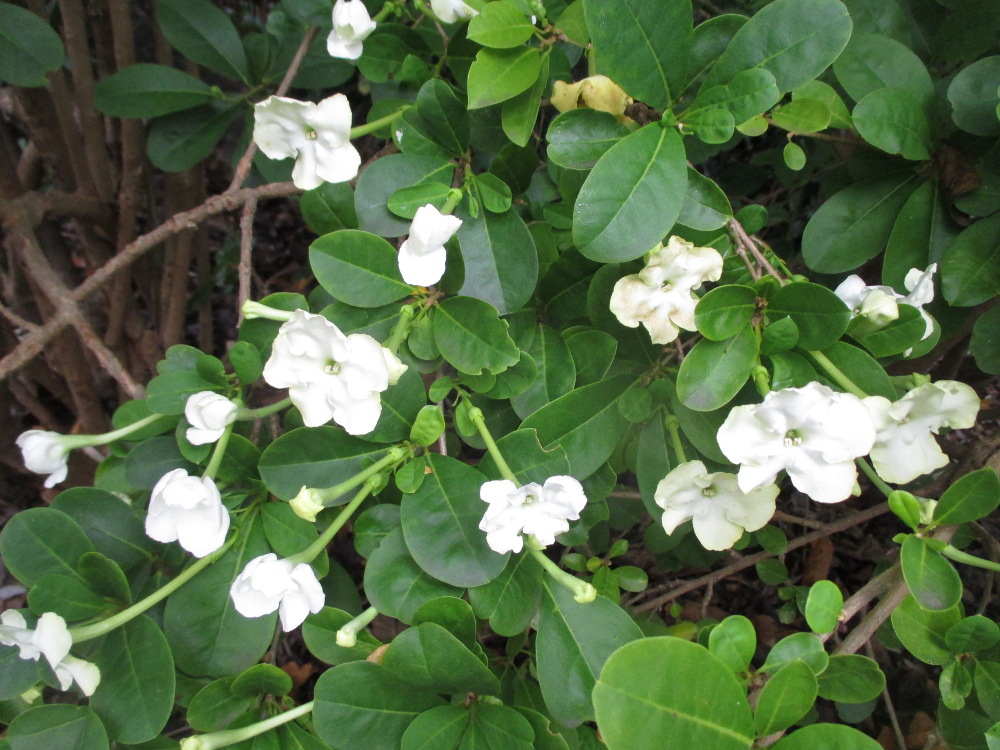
[867,641,906,750]
[237,196,258,325]
[728,218,785,283]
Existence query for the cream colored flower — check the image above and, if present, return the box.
[551,75,632,123]
[184,391,238,445]
[479,476,587,554]
[327,0,377,60]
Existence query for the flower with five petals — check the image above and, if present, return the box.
[479,476,587,554]
[229,554,325,632]
[145,469,230,558]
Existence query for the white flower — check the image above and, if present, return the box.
[327,0,377,60]
[184,392,238,445]
[16,430,72,488]
[655,461,778,551]
[835,264,937,341]
[230,553,325,632]
[0,611,100,695]
[431,0,479,23]
[262,309,406,434]
[398,204,463,286]
[478,475,588,554]
[902,263,938,340]
[253,94,360,190]
[291,485,325,523]
[716,382,876,504]
[863,380,980,484]
[609,236,724,344]
[145,469,230,558]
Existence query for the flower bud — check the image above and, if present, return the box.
[16,430,72,488]
[184,392,238,445]
[291,486,326,523]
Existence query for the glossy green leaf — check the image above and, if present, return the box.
[50,488,152,571]
[754,660,818,736]
[770,99,832,133]
[501,52,549,147]
[546,109,630,171]
[804,580,843,634]
[28,574,105,621]
[708,615,756,674]
[573,124,688,263]
[400,705,467,750]
[303,607,382,665]
[537,578,643,727]
[767,281,850,350]
[848,304,926,357]
[783,142,806,171]
[300,182,359,234]
[940,660,973,711]
[583,0,691,107]
[6,704,109,750]
[813,341,895,399]
[94,64,216,118]
[0,507,93,587]
[382,623,500,696]
[760,633,829,675]
[411,597,478,649]
[433,296,520,375]
[853,88,931,160]
[695,284,756,340]
[683,106,735,144]
[900,535,962,611]
[0,4,64,87]
[415,78,469,155]
[566,329,617,387]
[0,644,42,702]
[833,33,934,107]
[157,0,249,81]
[456,207,537,314]
[468,1,536,48]
[468,552,542,637]
[467,47,541,109]
[702,0,853,94]
[313,662,444,750]
[947,56,1000,136]
[510,325,577,418]
[593,637,754,750]
[802,174,918,273]
[816,654,886,703]
[230,664,292,699]
[678,169,734,231]
[146,102,241,172]
[355,153,455,237]
[890,594,961,665]
[310,230,410,307]
[186,677,252,732]
[771,723,882,750]
[676,327,757,411]
[477,429,572,486]
[933,468,1000,526]
[946,615,1000,654]
[975,661,1000,719]
[941,214,1000,306]
[972,305,1000,374]
[693,68,781,126]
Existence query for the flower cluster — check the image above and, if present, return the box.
[397,204,463,287]
[229,554,325,632]
[184,391,237,445]
[835,264,938,341]
[326,0,376,60]
[145,469,230,558]
[0,611,100,695]
[253,94,360,191]
[610,236,724,344]
[262,309,407,434]
[479,476,588,554]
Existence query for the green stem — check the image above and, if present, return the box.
[664,414,687,464]
[384,304,416,354]
[318,444,412,503]
[856,457,893,499]
[336,606,379,647]
[180,701,315,750]
[70,536,236,643]
[62,413,165,449]
[751,365,771,397]
[237,397,293,420]
[440,188,463,215]
[203,423,234,481]
[806,350,868,399]
[371,1,395,22]
[469,407,518,484]
[241,300,295,322]
[289,481,376,565]
[940,545,1000,573]
[350,105,412,139]
[528,546,596,604]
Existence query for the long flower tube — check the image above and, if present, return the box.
[180,701,315,750]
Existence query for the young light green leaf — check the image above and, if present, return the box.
[467,1,536,48]
[467,47,541,109]
[754,660,818,736]
[676,327,758,411]
[900,535,963,611]
[804,580,843,634]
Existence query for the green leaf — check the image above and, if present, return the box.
[416,79,469,155]
[833,32,934,107]
[770,99,832,133]
[382,623,500,696]
[502,52,549,147]
[230,664,293,698]
[593,637,754,749]
[692,68,781,126]
[400,705,467,750]
[510,325,577,418]
[946,615,1000,654]
[546,109,629,171]
[940,660,973,711]
[0,4,64,87]
[186,678,252,732]
[971,306,1000,374]
[401,454,508,588]
[975,662,1000,719]
[303,607,382,666]
[816,654,886,703]
[147,102,241,172]
[163,517,275,677]
[783,142,806,171]
[259,427,386,501]
[761,633,829,676]
[313,662,444,750]
[363,528,462,622]
[708,615,756,674]
[768,282,850,350]
[388,183,455,220]
[771,723,882,750]
[801,174,918,273]
[86,616,174,744]
[933,468,1000,526]
[0,644,42,701]
[678,169,734,231]
[356,153,455,238]
[411,597,478,649]
[310,230,410,307]
[848,304,926,358]
[804,580,843,634]
[900,535,963,611]
[521,374,634,478]
[676,327,758,411]
[537,578,644,727]
[941,214,1000,307]
[0,508,94,587]
[50,488,153,571]
[467,47,541,109]
[573,124,688,262]
[6,705,109,750]
[468,1,536,48]
[695,285,756,340]
[754,661,818,736]
[468,553,542,637]
[456,207,537,315]
[157,0,249,82]
[300,182,359,235]
[93,64,216,118]
[27,575,105,621]
[947,56,1000,136]
[702,0,853,94]
[478,429,572,486]
[583,0,691,107]
[890,594,961,665]
[853,88,931,160]
[433,296,520,375]
[566,329,617,387]
[684,106,735,144]
[814,341,895,399]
